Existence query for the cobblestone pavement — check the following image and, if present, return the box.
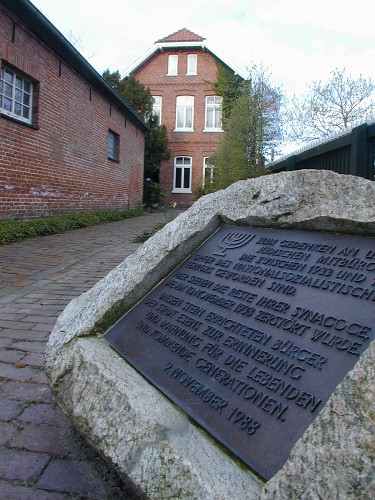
[0,211,174,499]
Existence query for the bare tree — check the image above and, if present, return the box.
[287,68,375,143]
[65,30,95,60]
[65,30,84,52]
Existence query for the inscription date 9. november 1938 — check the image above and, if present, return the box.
[105,225,375,480]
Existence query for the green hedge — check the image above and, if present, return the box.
[0,208,143,245]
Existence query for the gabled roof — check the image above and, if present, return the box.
[2,0,148,132]
[124,28,246,79]
[157,28,205,43]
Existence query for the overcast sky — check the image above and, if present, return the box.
[31,0,375,100]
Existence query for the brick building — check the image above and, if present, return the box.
[127,28,244,206]
[0,0,148,220]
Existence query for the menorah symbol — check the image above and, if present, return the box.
[213,232,255,257]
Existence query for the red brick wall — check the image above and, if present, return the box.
[0,6,145,220]
[134,48,223,207]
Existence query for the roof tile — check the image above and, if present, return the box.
[156,28,206,43]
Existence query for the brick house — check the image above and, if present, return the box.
[0,0,148,220]
[126,28,244,207]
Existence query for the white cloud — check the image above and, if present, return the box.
[31,0,375,100]
[257,0,375,39]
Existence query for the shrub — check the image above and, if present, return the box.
[143,181,166,207]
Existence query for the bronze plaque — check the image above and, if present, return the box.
[105,226,375,480]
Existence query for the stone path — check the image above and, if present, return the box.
[0,211,174,499]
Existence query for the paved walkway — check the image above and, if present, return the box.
[0,211,174,499]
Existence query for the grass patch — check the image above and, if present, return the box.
[134,221,168,242]
[0,208,143,246]
[134,211,178,242]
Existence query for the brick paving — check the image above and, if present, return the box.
[0,211,174,499]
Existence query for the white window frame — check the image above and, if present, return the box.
[152,96,162,125]
[202,157,215,187]
[0,66,33,124]
[186,54,197,75]
[173,156,192,193]
[167,55,178,76]
[204,95,223,132]
[175,96,194,132]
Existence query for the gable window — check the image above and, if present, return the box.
[204,96,223,131]
[175,96,194,131]
[173,156,192,193]
[167,55,178,76]
[203,157,215,187]
[152,96,162,124]
[108,130,119,161]
[0,66,33,124]
[186,54,197,75]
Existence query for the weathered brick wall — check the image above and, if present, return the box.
[0,6,145,220]
[134,49,222,207]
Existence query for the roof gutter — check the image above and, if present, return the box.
[1,0,149,133]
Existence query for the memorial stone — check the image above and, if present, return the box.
[46,170,375,499]
[105,225,375,480]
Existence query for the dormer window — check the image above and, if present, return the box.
[167,55,178,76]
[186,54,197,75]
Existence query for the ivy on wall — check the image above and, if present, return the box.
[212,61,244,126]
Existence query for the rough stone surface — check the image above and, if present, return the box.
[53,337,262,499]
[45,170,375,499]
[261,338,375,500]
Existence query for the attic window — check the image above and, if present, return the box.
[167,55,178,76]
[186,54,197,75]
